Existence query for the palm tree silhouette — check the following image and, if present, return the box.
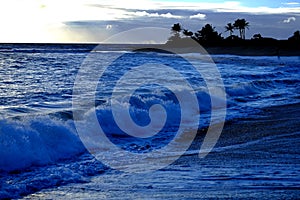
[225,23,234,37]
[233,19,249,39]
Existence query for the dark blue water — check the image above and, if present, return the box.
[0,44,299,199]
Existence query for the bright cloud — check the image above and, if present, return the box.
[92,0,300,14]
[283,16,296,23]
[0,0,299,42]
[133,11,182,19]
[189,13,206,20]
[160,13,183,19]
[282,2,300,5]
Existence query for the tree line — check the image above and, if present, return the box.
[167,18,300,46]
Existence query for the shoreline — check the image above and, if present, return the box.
[205,46,300,56]
[182,102,300,170]
[191,102,300,150]
[135,44,300,56]
[1,43,300,56]
[22,102,300,199]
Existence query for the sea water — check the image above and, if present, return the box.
[0,44,299,199]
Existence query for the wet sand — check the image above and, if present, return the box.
[25,103,300,199]
[174,103,300,199]
[192,103,300,150]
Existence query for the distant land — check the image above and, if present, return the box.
[161,20,300,56]
[0,32,299,56]
[162,38,300,56]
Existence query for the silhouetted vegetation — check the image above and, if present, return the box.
[288,30,300,41]
[171,23,182,33]
[194,24,223,44]
[233,19,249,40]
[183,29,193,37]
[225,23,234,37]
[166,18,300,55]
[252,34,262,40]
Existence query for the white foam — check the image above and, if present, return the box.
[0,117,85,172]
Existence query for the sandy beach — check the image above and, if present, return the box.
[23,103,300,199]
[192,103,300,150]
[1,43,299,199]
[173,103,300,199]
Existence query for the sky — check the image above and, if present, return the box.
[0,0,299,43]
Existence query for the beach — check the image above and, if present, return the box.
[1,0,300,198]
[0,43,299,199]
[23,103,300,199]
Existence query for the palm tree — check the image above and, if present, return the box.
[225,23,234,37]
[233,19,249,39]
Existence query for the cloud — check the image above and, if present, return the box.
[283,16,296,23]
[160,12,183,19]
[1,0,300,42]
[282,2,300,6]
[189,13,206,20]
[133,11,182,19]
[92,0,300,15]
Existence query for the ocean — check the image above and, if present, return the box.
[0,43,299,199]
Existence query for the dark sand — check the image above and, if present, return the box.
[26,103,300,200]
[173,103,300,199]
[192,103,300,150]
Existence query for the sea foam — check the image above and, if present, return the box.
[0,117,85,172]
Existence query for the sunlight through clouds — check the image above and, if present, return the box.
[0,0,299,42]
[0,0,132,42]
